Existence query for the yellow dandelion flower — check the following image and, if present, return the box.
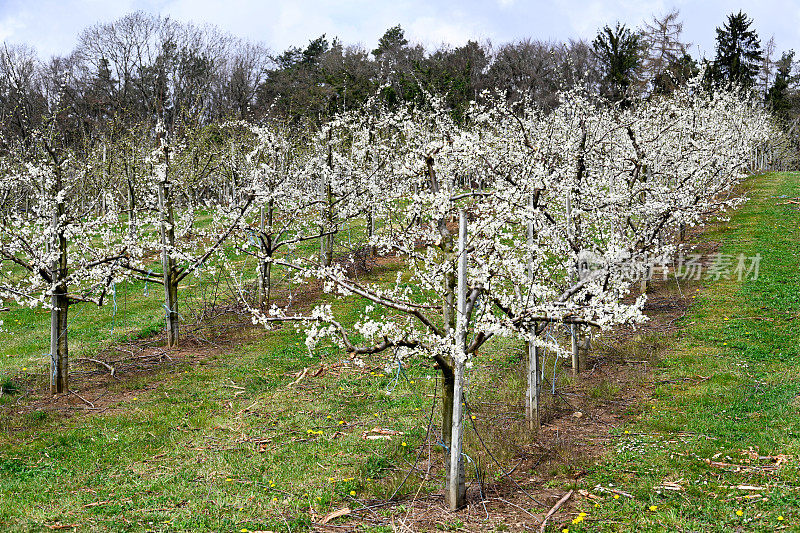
[613,494,620,500]
[736,510,743,517]
[350,490,356,496]
[401,441,407,447]
[778,516,784,521]
[649,505,658,511]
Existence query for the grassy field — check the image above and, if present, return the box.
[575,172,800,531]
[1,172,799,532]
[0,230,540,532]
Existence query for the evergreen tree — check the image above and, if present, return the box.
[373,25,408,58]
[766,50,795,120]
[712,11,763,88]
[653,53,699,95]
[592,23,641,105]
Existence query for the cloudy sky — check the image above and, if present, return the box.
[1,0,798,60]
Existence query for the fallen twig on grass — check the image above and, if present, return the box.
[69,390,95,409]
[76,357,116,378]
[82,500,111,508]
[288,367,309,387]
[539,490,572,533]
[594,485,633,498]
[320,507,351,524]
[493,497,541,520]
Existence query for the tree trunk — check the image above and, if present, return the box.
[127,172,137,240]
[158,176,179,348]
[580,331,592,365]
[322,183,334,267]
[257,203,275,308]
[164,276,179,347]
[367,208,376,256]
[258,252,273,309]
[50,164,69,394]
[570,324,579,376]
[321,133,335,267]
[50,291,69,394]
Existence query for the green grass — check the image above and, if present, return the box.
[568,172,800,531]
[0,223,545,532]
[2,172,799,531]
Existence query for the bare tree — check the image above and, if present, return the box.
[641,9,689,92]
[758,36,777,98]
[488,39,561,108]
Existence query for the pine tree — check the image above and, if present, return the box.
[592,23,641,105]
[766,51,795,121]
[372,25,408,58]
[712,11,763,88]
[653,53,699,95]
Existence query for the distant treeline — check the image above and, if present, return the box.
[0,8,797,148]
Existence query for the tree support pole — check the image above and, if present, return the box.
[447,210,468,511]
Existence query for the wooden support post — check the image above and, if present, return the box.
[526,337,541,429]
[447,209,468,511]
[526,194,541,429]
[564,185,580,376]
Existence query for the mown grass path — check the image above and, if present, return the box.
[577,172,800,531]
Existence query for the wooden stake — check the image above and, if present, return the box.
[526,194,541,429]
[447,209,468,511]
